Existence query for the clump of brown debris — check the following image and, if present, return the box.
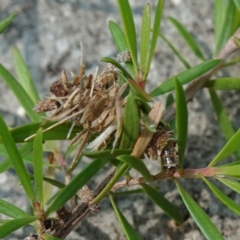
[34,63,127,163]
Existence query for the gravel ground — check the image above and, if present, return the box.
[0,0,240,239]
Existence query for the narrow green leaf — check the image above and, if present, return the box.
[168,17,205,61]
[150,59,221,97]
[140,4,150,73]
[205,78,240,90]
[0,217,37,239]
[217,177,240,194]
[0,142,33,173]
[128,79,152,102]
[101,57,133,80]
[109,21,128,51]
[142,183,182,224]
[0,64,40,122]
[46,158,109,214]
[145,0,165,78]
[43,233,61,240]
[215,0,236,55]
[117,0,138,74]
[33,128,43,205]
[83,149,131,159]
[211,99,230,139]
[29,175,65,189]
[120,93,140,149]
[0,13,16,34]
[108,21,135,76]
[140,110,157,133]
[208,88,240,160]
[222,57,240,67]
[0,198,31,219]
[0,122,83,143]
[208,128,240,167]
[175,181,224,240]
[215,164,240,178]
[12,47,40,103]
[174,78,188,169]
[233,8,240,32]
[165,94,176,131]
[0,115,36,202]
[109,194,142,240]
[202,176,240,216]
[159,32,191,69]
[214,0,225,50]
[166,93,174,108]
[117,155,153,182]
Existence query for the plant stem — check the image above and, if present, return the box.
[90,163,129,205]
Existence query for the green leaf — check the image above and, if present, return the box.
[165,94,176,131]
[222,57,240,67]
[0,198,31,219]
[150,59,221,97]
[233,0,240,11]
[43,233,61,240]
[29,175,65,189]
[101,57,133,80]
[174,78,188,169]
[0,122,83,143]
[217,177,240,194]
[0,142,33,173]
[83,149,131,159]
[140,4,150,73]
[141,183,182,224]
[208,129,240,167]
[215,164,240,178]
[145,0,165,78]
[46,158,109,214]
[0,13,16,34]
[108,21,135,76]
[0,217,37,239]
[117,0,138,74]
[175,180,224,240]
[159,32,191,69]
[140,111,157,133]
[208,88,240,160]
[117,155,153,182]
[12,47,40,103]
[214,0,236,55]
[204,78,240,90]
[233,8,240,33]
[128,79,152,102]
[109,194,142,240]
[109,21,128,51]
[33,128,44,205]
[120,93,140,149]
[214,0,225,50]
[0,115,36,202]
[202,176,240,216]
[168,17,205,61]
[0,64,41,122]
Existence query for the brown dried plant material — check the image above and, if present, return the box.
[145,123,178,175]
[78,186,100,214]
[131,102,163,158]
[34,99,60,113]
[32,63,125,162]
